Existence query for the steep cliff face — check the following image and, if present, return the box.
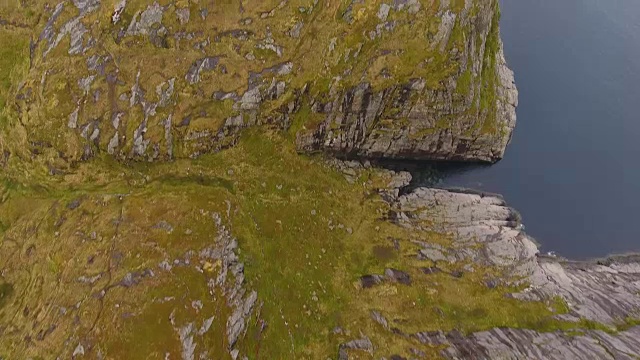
[296,2,517,162]
[1,0,516,171]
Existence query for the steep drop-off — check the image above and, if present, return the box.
[1,1,639,360]
[1,0,515,171]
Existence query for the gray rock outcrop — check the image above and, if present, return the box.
[297,42,518,163]
[416,326,640,360]
[7,0,516,167]
[9,2,638,359]
[521,255,640,325]
[393,188,537,277]
[387,186,640,359]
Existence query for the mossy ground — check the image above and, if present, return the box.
[0,127,619,359]
[0,1,628,359]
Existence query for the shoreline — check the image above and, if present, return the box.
[382,169,640,358]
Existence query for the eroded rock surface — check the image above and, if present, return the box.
[416,327,640,360]
[297,41,518,163]
[2,2,639,359]
[393,187,537,277]
[3,0,515,169]
[522,255,640,325]
[386,185,640,359]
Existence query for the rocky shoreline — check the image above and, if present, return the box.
[383,174,640,359]
[2,0,639,358]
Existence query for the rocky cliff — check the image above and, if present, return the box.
[1,0,515,171]
[386,185,640,359]
[2,1,639,360]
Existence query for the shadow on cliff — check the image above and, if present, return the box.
[371,158,492,191]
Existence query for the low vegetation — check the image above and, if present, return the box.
[0,1,626,358]
[0,128,616,358]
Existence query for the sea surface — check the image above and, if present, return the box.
[423,0,640,258]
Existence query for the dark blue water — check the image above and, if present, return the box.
[439,0,640,259]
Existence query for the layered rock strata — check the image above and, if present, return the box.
[3,0,515,168]
[383,185,640,359]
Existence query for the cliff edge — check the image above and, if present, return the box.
[3,1,638,360]
[387,184,640,359]
[1,0,515,172]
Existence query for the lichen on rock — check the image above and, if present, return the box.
[3,0,515,168]
[1,1,639,360]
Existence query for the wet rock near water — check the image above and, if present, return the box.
[384,184,640,359]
